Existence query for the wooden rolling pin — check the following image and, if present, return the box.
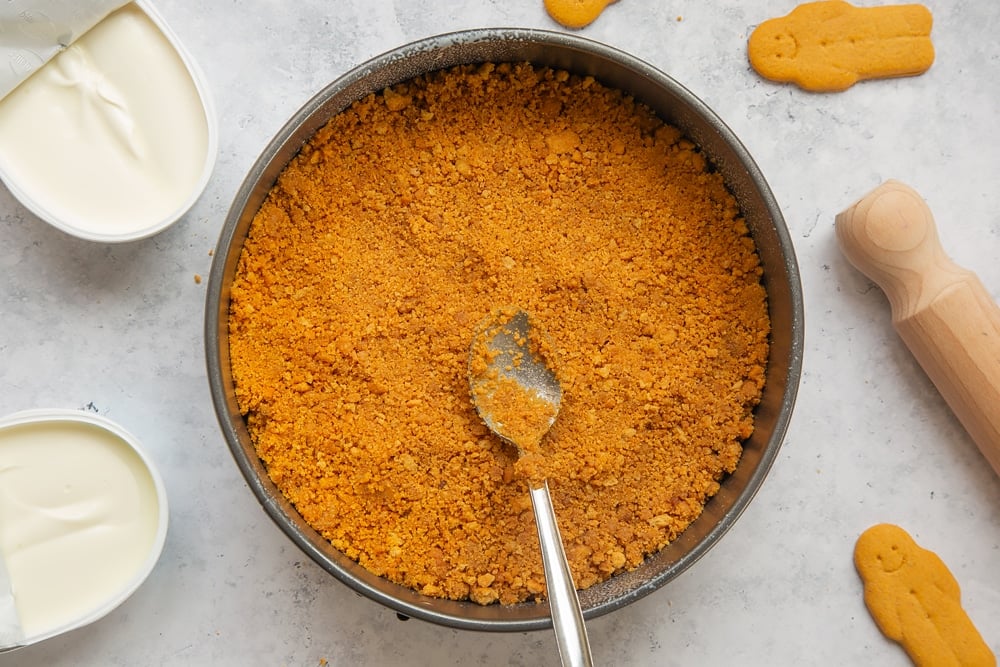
[836,180,1000,477]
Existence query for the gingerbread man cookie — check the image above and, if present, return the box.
[854,524,995,667]
[748,1,934,92]
[544,0,617,29]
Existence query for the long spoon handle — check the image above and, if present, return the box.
[836,180,1000,476]
[530,482,594,667]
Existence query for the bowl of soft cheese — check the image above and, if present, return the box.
[0,0,217,242]
[0,409,168,651]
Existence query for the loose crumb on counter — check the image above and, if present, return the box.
[228,62,770,606]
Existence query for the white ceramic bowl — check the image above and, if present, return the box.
[0,1,216,243]
[0,409,168,651]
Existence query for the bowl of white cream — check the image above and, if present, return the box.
[0,409,168,651]
[0,0,217,242]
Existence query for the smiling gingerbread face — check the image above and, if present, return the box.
[857,523,909,574]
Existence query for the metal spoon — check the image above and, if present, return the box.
[468,308,594,667]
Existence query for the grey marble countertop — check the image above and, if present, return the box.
[2,1,998,665]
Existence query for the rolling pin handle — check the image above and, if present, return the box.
[836,180,1000,477]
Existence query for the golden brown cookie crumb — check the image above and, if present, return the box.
[748,1,934,92]
[854,524,995,667]
[229,62,770,605]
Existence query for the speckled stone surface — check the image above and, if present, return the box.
[1,1,998,665]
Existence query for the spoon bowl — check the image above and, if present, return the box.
[469,308,562,452]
